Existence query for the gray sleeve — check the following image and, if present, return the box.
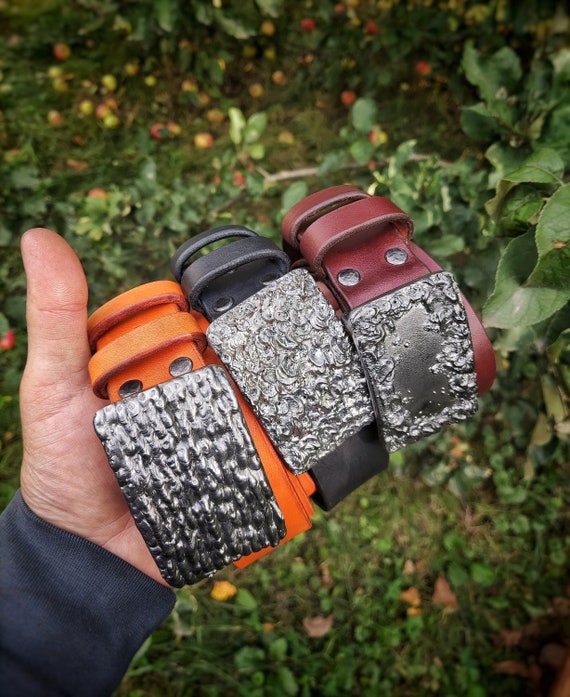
[0,490,176,697]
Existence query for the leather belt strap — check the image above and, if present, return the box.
[172,226,387,510]
[88,281,314,584]
[282,186,495,395]
[282,186,495,451]
[94,366,287,587]
[171,225,291,319]
[207,268,376,475]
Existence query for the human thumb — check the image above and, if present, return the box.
[20,228,92,389]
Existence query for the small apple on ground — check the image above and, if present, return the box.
[101,74,118,92]
[0,329,15,351]
[88,188,108,199]
[340,90,356,106]
[206,108,225,124]
[47,66,63,79]
[124,62,139,76]
[53,43,71,61]
[260,20,276,36]
[415,60,432,76]
[272,70,287,85]
[194,132,214,149]
[248,83,264,98]
[95,103,111,120]
[78,99,94,116]
[150,123,169,140]
[300,18,316,31]
[364,20,380,35]
[47,110,65,127]
[103,113,120,129]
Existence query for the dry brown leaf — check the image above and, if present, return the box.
[303,614,334,638]
[399,586,421,608]
[540,643,568,671]
[492,660,529,678]
[432,576,458,609]
[66,159,89,171]
[320,561,333,589]
[495,628,523,647]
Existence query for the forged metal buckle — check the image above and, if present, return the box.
[206,268,375,475]
[347,271,478,452]
[93,365,286,587]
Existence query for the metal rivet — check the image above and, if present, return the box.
[169,356,193,377]
[213,296,234,313]
[119,379,143,398]
[337,268,361,286]
[385,247,408,265]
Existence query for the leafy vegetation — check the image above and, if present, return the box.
[0,1,569,695]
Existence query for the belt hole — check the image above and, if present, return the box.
[213,296,234,313]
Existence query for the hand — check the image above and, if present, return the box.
[19,228,170,586]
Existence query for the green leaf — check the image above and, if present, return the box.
[535,183,570,256]
[528,246,570,288]
[155,0,177,32]
[0,312,9,337]
[255,0,283,16]
[318,150,347,175]
[489,183,543,230]
[278,667,299,696]
[244,112,268,144]
[483,230,570,328]
[503,148,564,185]
[447,562,468,588]
[234,646,265,672]
[214,13,255,39]
[470,562,496,587]
[485,142,528,188]
[228,107,246,145]
[268,637,288,661]
[462,42,522,103]
[247,143,265,160]
[461,103,500,142]
[387,140,417,180]
[349,139,375,164]
[426,234,465,257]
[350,98,378,134]
[281,181,308,212]
[10,166,40,190]
[235,588,258,611]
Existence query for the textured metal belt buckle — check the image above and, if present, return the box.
[206,268,375,475]
[93,365,286,587]
[347,271,478,452]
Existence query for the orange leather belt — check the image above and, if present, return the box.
[88,281,314,587]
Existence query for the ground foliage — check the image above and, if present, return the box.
[0,0,569,695]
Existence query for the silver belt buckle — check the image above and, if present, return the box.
[94,365,286,587]
[347,271,478,452]
[207,268,375,475]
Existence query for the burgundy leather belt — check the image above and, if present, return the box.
[282,185,496,451]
